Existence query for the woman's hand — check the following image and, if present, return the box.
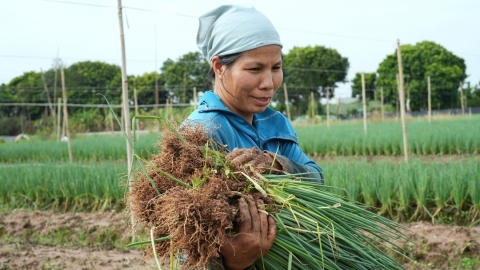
[226,147,282,173]
[220,196,276,270]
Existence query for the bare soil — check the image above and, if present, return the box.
[0,210,153,270]
[1,210,479,269]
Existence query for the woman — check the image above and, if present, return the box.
[186,5,324,270]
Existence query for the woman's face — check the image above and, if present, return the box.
[213,45,283,124]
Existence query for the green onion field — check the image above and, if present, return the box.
[1,114,479,269]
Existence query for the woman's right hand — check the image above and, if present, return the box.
[220,196,276,270]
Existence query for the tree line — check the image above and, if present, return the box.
[1,41,478,135]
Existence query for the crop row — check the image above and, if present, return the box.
[1,158,479,225]
[296,116,480,156]
[1,116,479,163]
[0,134,161,163]
[0,162,128,211]
[322,157,480,223]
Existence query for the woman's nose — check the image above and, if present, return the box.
[259,71,274,90]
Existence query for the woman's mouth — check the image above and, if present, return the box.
[252,96,271,106]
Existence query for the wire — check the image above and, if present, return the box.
[39,0,196,18]
[39,0,115,9]
[33,0,479,58]
[0,54,159,63]
[123,6,196,18]
[278,27,393,43]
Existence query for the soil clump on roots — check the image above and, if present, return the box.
[128,124,268,269]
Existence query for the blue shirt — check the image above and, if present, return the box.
[186,91,323,183]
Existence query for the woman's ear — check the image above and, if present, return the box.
[211,56,225,79]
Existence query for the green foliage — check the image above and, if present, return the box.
[0,162,127,211]
[323,157,480,224]
[69,108,106,132]
[131,71,167,108]
[0,116,25,135]
[1,157,477,224]
[0,83,15,117]
[6,71,45,120]
[161,51,210,103]
[376,41,467,110]
[351,72,376,100]
[63,61,123,119]
[283,45,349,116]
[465,81,480,107]
[1,61,124,133]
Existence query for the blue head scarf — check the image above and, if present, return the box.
[197,5,283,63]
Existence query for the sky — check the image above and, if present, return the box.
[1,0,479,98]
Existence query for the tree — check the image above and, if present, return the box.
[0,83,13,116]
[465,81,480,108]
[132,72,167,108]
[351,72,376,100]
[7,71,45,121]
[161,52,210,104]
[375,41,467,110]
[282,45,349,116]
[64,61,122,108]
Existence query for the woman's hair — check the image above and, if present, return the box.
[204,52,242,89]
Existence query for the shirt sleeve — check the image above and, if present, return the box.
[273,141,324,184]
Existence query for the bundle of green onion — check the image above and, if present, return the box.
[248,173,409,269]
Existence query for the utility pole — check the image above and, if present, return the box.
[118,0,135,239]
[361,73,367,135]
[117,0,133,180]
[326,86,330,128]
[427,76,431,123]
[193,87,197,110]
[54,50,59,140]
[283,83,291,121]
[397,40,409,163]
[466,82,469,111]
[183,71,187,104]
[133,88,139,139]
[459,81,465,116]
[57,98,61,141]
[380,87,384,122]
[310,91,315,124]
[336,97,342,118]
[396,74,400,120]
[154,24,159,110]
[40,69,56,121]
[61,68,73,162]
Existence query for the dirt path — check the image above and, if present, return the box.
[1,211,479,269]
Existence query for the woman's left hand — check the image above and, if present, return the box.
[226,147,282,173]
[220,196,276,270]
